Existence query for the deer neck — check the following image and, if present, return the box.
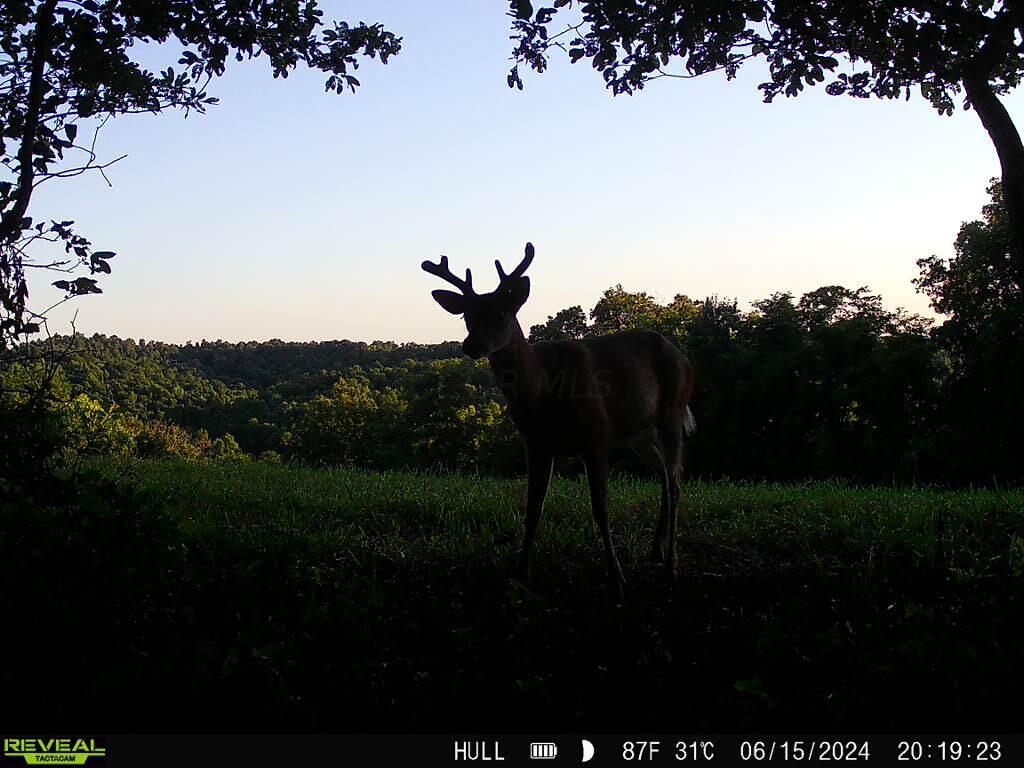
[488,320,542,405]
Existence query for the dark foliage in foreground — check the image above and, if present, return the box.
[2,461,1021,732]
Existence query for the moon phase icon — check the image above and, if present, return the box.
[581,739,595,763]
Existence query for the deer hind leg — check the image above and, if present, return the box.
[631,433,670,564]
[658,414,684,577]
[584,450,625,598]
[516,449,554,586]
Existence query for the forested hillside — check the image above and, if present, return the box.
[2,184,1020,486]
[2,184,1015,487]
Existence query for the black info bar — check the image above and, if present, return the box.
[1,734,1018,767]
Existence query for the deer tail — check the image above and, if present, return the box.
[683,406,697,436]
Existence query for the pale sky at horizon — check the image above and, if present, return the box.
[29,0,1024,345]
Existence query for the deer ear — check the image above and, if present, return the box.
[431,289,466,315]
[506,276,530,308]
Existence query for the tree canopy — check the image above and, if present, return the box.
[0,0,400,346]
[507,0,1024,288]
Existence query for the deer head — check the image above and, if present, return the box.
[422,242,535,359]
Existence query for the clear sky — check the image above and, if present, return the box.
[31,0,1024,344]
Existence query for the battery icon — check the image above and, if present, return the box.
[530,742,557,759]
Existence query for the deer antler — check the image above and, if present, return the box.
[422,254,475,295]
[495,242,535,282]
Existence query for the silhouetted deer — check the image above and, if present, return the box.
[422,243,695,596]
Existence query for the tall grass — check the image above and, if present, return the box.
[4,458,1021,732]
[100,458,1024,578]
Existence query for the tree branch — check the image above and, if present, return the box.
[0,0,58,245]
[971,7,1018,76]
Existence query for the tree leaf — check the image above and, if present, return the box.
[72,277,102,294]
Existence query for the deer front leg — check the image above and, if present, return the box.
[584,451,625,599]
[516,448,553,586]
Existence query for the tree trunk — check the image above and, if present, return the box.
[963,71,1024,290]
[0,0,57,246]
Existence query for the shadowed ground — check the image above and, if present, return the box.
[2,459,1022,732]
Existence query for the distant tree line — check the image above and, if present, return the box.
[1,184,1020,487]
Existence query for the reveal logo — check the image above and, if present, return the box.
[3,738,105,765]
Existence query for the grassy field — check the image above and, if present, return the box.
[3,459,1023,732]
